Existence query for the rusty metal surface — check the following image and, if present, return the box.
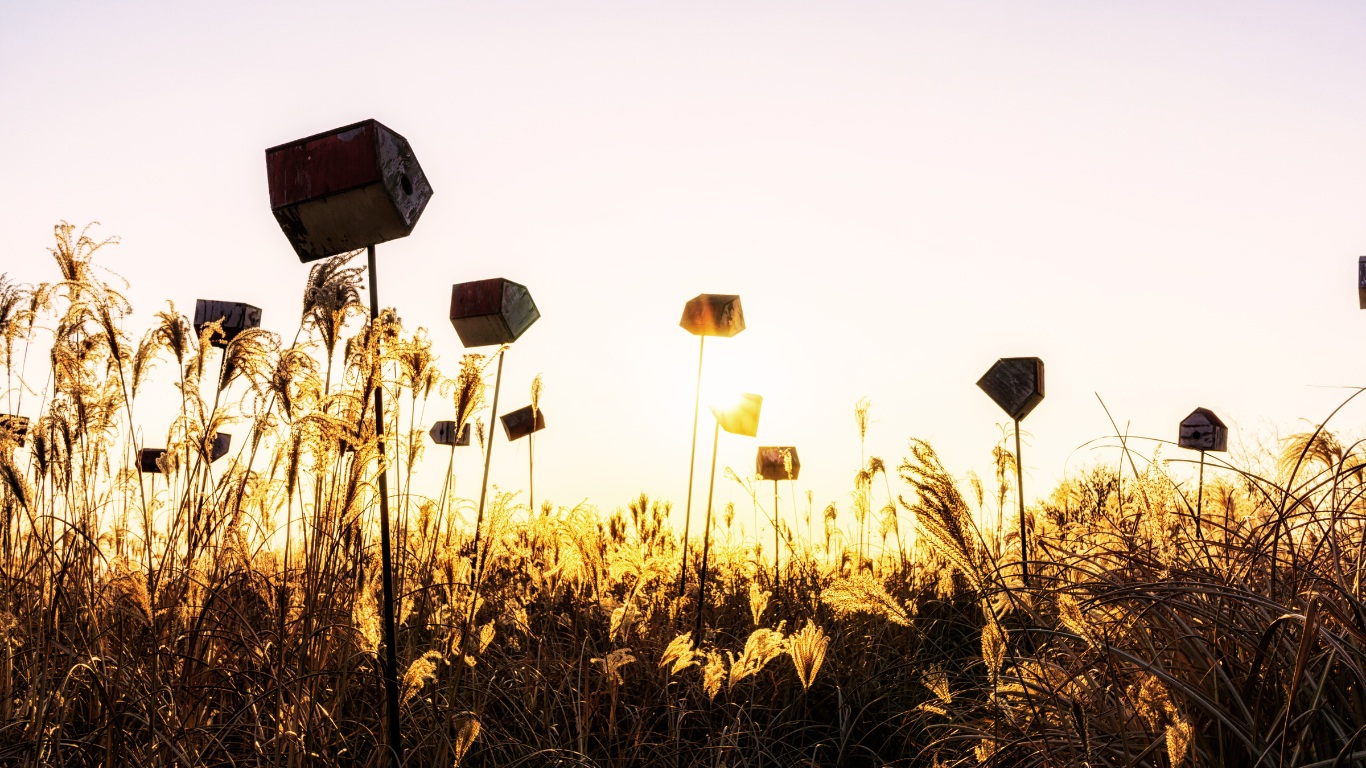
[680,294,745,337]
[449,278,540,347]
[756,446,800,481]
[266,119,433,263]
[1179,407,1228,452]
[0,414,29,447]
[194,300,262,348]
[711,393,762,437]
[500,405,546,441]
[429,420,471,446]
[977,357,1045,421]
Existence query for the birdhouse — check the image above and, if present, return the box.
[266,119,434,262]
[977,357,1045,421]
[0,414,29,447]
[500,406,546,442]
[429,420,472,446]
[1358,256,1366,309]
[194,300,262,348]
[1179,408,1228,452]
[209,433,231,462]
[756,446,800,481]
[711,394,762,437]
[138,448,168,474]
[449,278,540,347]
[680,294,745,337]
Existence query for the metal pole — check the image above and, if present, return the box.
[693,420,720,646]
[366,245,402,768]
[1015,419,1028,587]
[472,348,505,581]
[679,336,705,597]
[773,479,780,592]
[528,432,535,515]
[1197,450,1206,537]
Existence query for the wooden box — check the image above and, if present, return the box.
[266,119,433,262]
[1179,408,1227,452]
[194,300,262,348]
[429,420,472,446]
[449,278,540,347]
[500,406,546,441]
[977,357,1045,421]
[680,294,745,337]
[756,446,800,481]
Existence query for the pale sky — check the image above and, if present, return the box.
[2,2,1365,540]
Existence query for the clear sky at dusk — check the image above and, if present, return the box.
[2,2,1364,539]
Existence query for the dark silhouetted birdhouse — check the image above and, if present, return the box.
[429,420,472,446]
[0,415,29,447]
[266,119,433,262]
[680,294,745,337]
[977,357,1045,421]
[209,433,231,462]
[138,448,168,474]
[756,446,800,481]
[500,406,546,441]
[194,300,262,348]
[449,278,540,347]
[711,394,762,437]
[1179,408,1228,452]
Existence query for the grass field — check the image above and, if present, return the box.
[2,223,1365,766]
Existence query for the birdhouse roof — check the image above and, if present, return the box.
[1181,407,1225,429]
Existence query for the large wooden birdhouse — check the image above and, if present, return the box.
[429,420,471,446]
[1179,408,1228,452]
[194,300,262,348]
[756,446,800,481]
[266,119,433,262]
[977,357,1045,421]
[680,294,745,337]
[449,278,540,347]
[500,405,546,441]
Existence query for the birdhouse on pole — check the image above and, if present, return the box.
[266,119,434,262]
[449,279,540,347]
[500,405,547,442]
[194,300,262,348]
[208,433,232,462]
[756,446,800,481]
[138,448,168,474]
[429,420,472,447]
[1358,256,1366,309]
[680,294,745,337]
[711,394,762,437]
[1179,408,1228,452]
[0,415,29,447]
[977,357,1045,421]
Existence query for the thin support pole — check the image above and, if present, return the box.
[679,335,705,597]
[1196,450,1206,536]
[773,480,780,592]
[366,245,402,768]
[529,431,535,515]
[693,421,720,646]
[472,348,505,582]
[1015,419,1028,587]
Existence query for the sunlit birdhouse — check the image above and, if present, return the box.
[429,420,472,446]
[1179,408,1228,452]
[449,278,540,347]
[977,357,1045,421]
[194,300,262,348]
[266,119,433,262]
[0,415,29,447]
[138,448,168,474]
[756,446,800,481]
[1358,256,1366,309]
[680,294,745,337]
[500,406,547,441]
[711,394,762,437]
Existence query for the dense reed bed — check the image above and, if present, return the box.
[2,223,1365,766]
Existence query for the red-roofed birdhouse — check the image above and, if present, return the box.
[1179,408,1227,452]
[500,405,546,441]
[680,294,744,337]
[977,357,1045,421]
[194,300,262,348]
[449,279,539,347]
[266,119,433,262]
[756,446,800,481]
